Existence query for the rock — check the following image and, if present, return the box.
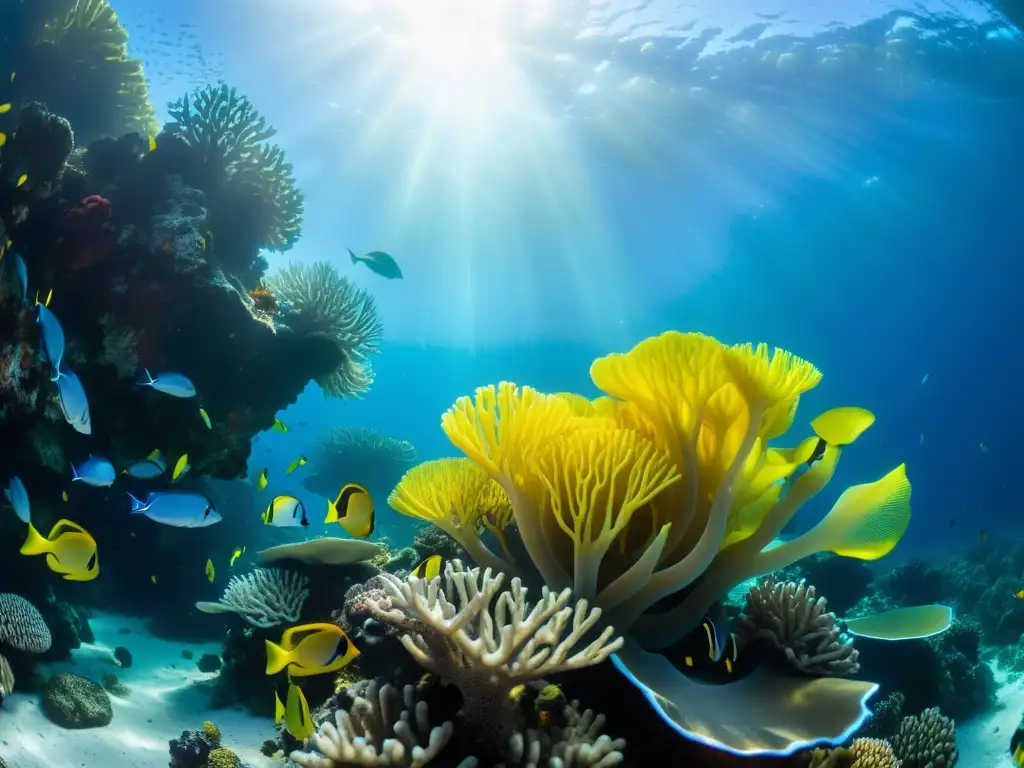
[113,645,132,668]
[42,673,112,728]
[197,653,222,673]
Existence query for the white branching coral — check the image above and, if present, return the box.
[194,568,309,628]
[266,261,383,398]
[289,681,453,768]
[741,576,860,677]
[372,560,623,741]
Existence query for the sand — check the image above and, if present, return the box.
[0,613,279,768]
[956,662,1023,768]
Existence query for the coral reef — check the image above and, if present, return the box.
[890,707,958,767]
[42,672,112,728]
[804,737,901,768]
[304,425,415,500]
[0,593,52,652]
[169,728,217,768]
[195,568,310,628]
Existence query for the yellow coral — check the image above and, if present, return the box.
[207,747,240,768]
[202,720,221,746]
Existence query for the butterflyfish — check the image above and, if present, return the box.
[21,519,98,581]
[347,248,403,280]
[147,135,157,152]
[56,370,91,435]
[5,476,29,523]
[138,368,197,398]
[128,491,221,528]
[325,483,374,538]
[205,558,215,583]
[123,450,166,479]
[257,468,268,491]
[286,456,307,475]
[35,301,66,379]
[172,454,190,482]
[199,407,211,429]
[70,456,116,487]
[264,622,360,677]
[262,495,309,528]
[411,554,444,581]
[276,681,314,741]
[272,418,287,433]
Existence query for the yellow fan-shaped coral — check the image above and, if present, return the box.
[722,342,822,409]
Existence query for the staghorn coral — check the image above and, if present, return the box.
[371,559,623,743]
[194,568,309,628]
[497,700,626,768]
[890,708,957,767]
[266,263,383,397]
[0,593,53,653]
[304,426,415,499]
[741,576,860,676]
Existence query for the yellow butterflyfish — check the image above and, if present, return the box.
[276,681,314,740]
[325,483,374,538]
[148,135,157,152]
[264,622,359,677]
[20,519,98,581]
[411,554,444,581]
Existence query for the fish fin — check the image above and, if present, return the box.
[274,692,285,724]
[20,522,51,555]
[139,368,155,386]
[265,639,292,675]
[126,492,147,513]
[324,501,338,524]
[348,248,359,264]
[69,461,80,480]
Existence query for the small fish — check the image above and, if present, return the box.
[325,483,375,538]
[1014,590,1024,600]
[172,454,190,482]
[411,554,444,581]
[138,368,197,398]
[21,518,99,581]
[13,251,27,303]
[35,301,66,379]
[0,103,9,114]
[5,476,29,523]
[61,491,68,502]
[348,248,403,279]
[262,495,309,528]
[56,369,91,435]
[205,558,215,583]
[276,681,314,741]
[980,530,989,542]
[122,450,167,480]
[151,575,157,584]
[286,456,307,475]
[0,133,6,148]
[127,491,221,528]
[257,468,268,491]
[70,456,116,487]
[979,441,989,455]
[199,407,211,429]
[272,418,287,433]
[9,72,14,83]
[229,546,246,567]
[920,373,929,387]
[16,173,27,187]
[702,617,738,674]
[148,135,157,152]
[264,622,360,677]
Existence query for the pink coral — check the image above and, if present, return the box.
[60,195,114,270]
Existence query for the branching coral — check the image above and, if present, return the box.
[741,576,860,677]
[194,568,309,628]
[304,426,415,499]
[266,263,383,397]
[370,559,623,743]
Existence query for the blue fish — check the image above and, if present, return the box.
[36,303,66,380]
[702,617,738,667]
[13,251,27,303]
[127,491,221,528]
[4,476,29,523]
[71,456,116,487]
[348,248,403,280]
[138,369,196,398]
[122,450,166,480]
[56,369,91,435]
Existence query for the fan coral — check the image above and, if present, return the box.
[0,593,53,653]
[265,263,383,397]
[891,707,958,767]
[741,577,860,676]
[371,559,623,743]
[194,568,309,628]
[304,426,415,499]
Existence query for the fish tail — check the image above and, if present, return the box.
[19,522,50,555]
[264,639,292,675]
[139,368,155,386]
[69,461,79,480]
[126,492,146,513]
[348,248,358,265]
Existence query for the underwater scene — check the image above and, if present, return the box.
[1,0,1024,766]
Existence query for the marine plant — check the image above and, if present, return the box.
[194,568,310,629]
[389,330,914,755]
[265,263,384,398]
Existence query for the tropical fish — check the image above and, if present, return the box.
[61,491,68,502]
[411,554,444,581]
[138,368,197,398]
[205,558,215,582]
[275,681,314,741]
[16,173,26,187]
[199,407,211,429]
[21,519,99,581]
[127,491,221,528]
[229,546,246,567]
[701,617,738,674]
[285,456,307,475]
[1015,590,1024,600]
[272,418,287,433]
[56,369,91,435]
[325,483,375,538]
[348,248,402,279]
[12,251,27,303]
[35,301,65,379]
[5,476,29,523]
[257,468,268,491]
[122,450,167,480]
[0,104,9,114]
[147,135,157,152]
[70,456,116,487]
[262,495,309,528]
[150,575,157,584]
[264,622,360,677]
[172,454,190,482]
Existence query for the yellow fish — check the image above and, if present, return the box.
[61,490,68,502]
[151,575,157,584]
[1014,743,1024,768]
[275,681,314,741]
[205,558,215,583]
[325,483,375,538]
[229,546,246,567]
[285,456,307,475]
[257,468,268,491]
[147,135,157,152]
[21,519,98,581]
[172,454,190,482]
[9,72,14,83]
[265,622,359,677]
[0,104,10,114]
[199,407,211,429]
[1015,590,1024,600]
[0,133,6,148]
[272,418,287,433]
[16,173,27,187]
[411,554,444,581]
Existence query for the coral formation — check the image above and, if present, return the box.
[0,593,52,652]
[195,568,310,628]
[168,728,217,768]
[890,707,958,767]
[805,737,901,767]
[0,653,14,699]
[207,747,240,768]
[42,672,113,728]
[304,425,415,498]
[101,672,130,697]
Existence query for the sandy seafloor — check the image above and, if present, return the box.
[0,613,278,768]
[956,664,1024,768]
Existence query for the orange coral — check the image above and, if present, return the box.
[248,287,277,315]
